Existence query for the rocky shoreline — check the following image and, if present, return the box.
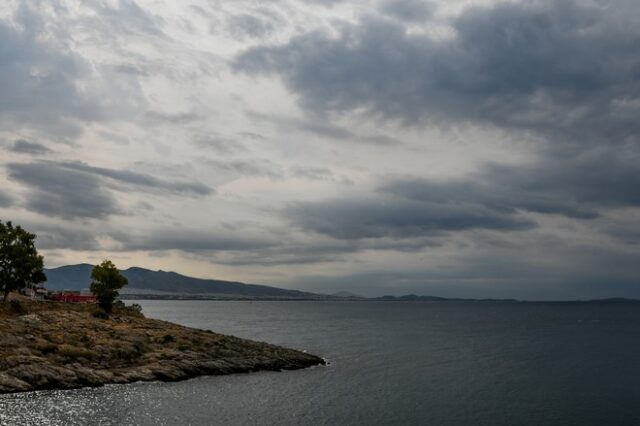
[0,300,324,394]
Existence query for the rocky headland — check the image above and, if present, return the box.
[0,299,324,394]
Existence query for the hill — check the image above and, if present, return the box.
[44,264,322,299]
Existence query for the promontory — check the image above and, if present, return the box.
[0,299,325,394]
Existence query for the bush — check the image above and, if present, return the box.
[161,334,175,343]
[92,309,109,319]
[9,300,27,315]
[34,341,58,355]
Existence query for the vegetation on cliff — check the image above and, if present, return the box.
[0,299,324,394]
[0,221,46,302]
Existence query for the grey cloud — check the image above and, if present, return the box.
[205,159,283,180]
[237,132,267,141]
[0,190,14,207]
[210,243,352,266]
[57,161,213,196]
[282,142,640,243]
[305,0,347,5]
[113,229,276,252]
[33,225,101,251]
[0,6,100,136]
[285,197,534,240]
[290,166,335,181]
[226,13,278,40]
[247,111,398,145]
[606,226,640,245]
[90,0,166,38]
[235,1,640,145]
[382,148,640,220]
[291,249,640,299]
[379,0,433,22]
[7,159,213,218]
[7,162,120,219]
[144,111,202,125]
[194,136,247,155]
[9,139,52,156]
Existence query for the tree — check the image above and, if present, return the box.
[0,221,46,302]
[90,260,128,314]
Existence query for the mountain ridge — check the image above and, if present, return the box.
[44,264,323,300]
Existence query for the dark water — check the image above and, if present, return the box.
[2,301,640,426]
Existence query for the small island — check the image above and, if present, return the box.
[0,298,324,394]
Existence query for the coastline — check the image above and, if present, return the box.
[0,300,324,395]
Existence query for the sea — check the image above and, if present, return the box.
[1,300,640,426]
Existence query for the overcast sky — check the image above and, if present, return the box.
[1,0,639,299]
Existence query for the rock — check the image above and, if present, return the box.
[0,300,325,394]
[20,314,42,324]
[0,372,33,393]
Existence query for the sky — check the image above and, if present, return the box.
[1,0,639,299]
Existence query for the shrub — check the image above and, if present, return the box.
[9,300,27,315]
[161,334,175,343]
[34,341,58,355]
[92,309,109,319]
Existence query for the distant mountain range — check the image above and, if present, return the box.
[43,265,640,302]
[373,294,518,302]
[44,264,323,300]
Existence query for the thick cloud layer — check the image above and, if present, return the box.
[236,0,640,145]
[1,0,638,299]
[7,160,212,218]
[9,140,52,156]
[285,197,534,240]
[382,149,640,220]
[0,6,99,137]
[7,162,120,219]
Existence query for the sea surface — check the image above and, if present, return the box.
[2,301,640,426]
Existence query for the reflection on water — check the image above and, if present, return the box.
[2,301,640,426]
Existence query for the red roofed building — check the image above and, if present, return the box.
[49,291,97,304]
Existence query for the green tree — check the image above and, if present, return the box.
[0,221,46,302]
[90,260,128,314]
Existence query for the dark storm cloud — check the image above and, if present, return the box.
[9,140,52,156]
[235,0,640,144]
[7,162,120,219]
[0,6,100,136]
[285,197,534,240]
[383,147,640,219]
[57,161,213,196]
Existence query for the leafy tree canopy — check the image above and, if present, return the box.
[90,260,128,314]
[0,221,46,301]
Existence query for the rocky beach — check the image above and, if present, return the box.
[0,299,324,394]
